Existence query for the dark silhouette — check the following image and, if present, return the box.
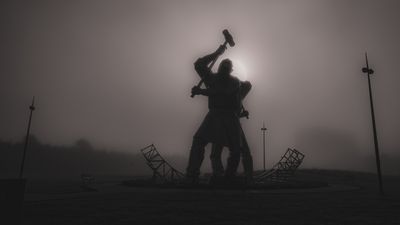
[210,127,253,183]
[140,144,184,183]
[190,29,235,97]
[261,122,267,171]
[19,97,35,179]
[0,137,153,178]
[75,138,94,150]
[362,52,384,195]
[186,30,247,183]
[209,80,254,182]
[254,148,305,182]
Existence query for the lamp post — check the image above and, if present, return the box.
[362,53,384,195]
[261,122,267,171]
[19,97,35,179]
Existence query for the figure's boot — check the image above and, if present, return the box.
[225,149,241,178]
[210,144,225,178]
[185,138,207,185]
[242,152,254,185]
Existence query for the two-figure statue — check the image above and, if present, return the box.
[186,44,253,184]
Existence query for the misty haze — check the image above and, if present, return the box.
[1,1,400,224]
[2,0,400,176]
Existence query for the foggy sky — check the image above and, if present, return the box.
[1,0,400,172]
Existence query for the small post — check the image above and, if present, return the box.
[19,96,36,179]
[261,122,267,171]
[362,52,384,195]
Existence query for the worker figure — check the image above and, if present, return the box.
[186,45,243,183]
[210,81,253,183]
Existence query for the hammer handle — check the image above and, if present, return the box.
[191,41,228,98]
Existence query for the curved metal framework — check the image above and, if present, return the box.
[255,148,305,183]
[140,144,184,183]
[139,145,304,185]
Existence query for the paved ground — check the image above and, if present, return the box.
[22,172,400,225]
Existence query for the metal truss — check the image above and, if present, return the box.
[140,144,184,183]
[255,148,305,183]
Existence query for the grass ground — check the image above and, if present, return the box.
[22,170,400,225]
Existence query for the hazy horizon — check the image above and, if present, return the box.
[1,0,400,172]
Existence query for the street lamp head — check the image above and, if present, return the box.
[362,67,374,75]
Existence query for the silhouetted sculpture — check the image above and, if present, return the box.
[210,81,254,182]
[186,44,244,182]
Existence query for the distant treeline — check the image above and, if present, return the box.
[1,136,399,179]
[0,136,185,179]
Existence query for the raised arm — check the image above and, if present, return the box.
[193,45,226,87]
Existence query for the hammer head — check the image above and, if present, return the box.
[223,29,235,47]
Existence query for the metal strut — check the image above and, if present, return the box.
[140,144,184,183]
[255,148,305,183]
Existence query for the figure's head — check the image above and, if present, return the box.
[218,58,233,78]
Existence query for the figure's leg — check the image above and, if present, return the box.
[210,143,224,176]
[224,116,242,178]
[241,130,254,180]
[225,140,241,178]
[186,137,207,179]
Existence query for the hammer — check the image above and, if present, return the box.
[190,29,235,98]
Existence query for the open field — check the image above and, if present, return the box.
[22,170,400,225]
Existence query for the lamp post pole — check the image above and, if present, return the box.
[261,122,267,171]
[19,97,35,179]
[362,53,384,195]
